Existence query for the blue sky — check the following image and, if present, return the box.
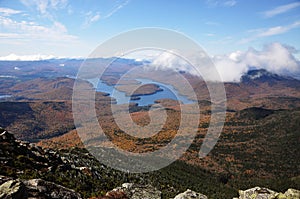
[0,0,300,59]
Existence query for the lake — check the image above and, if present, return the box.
[0,95,11,99]
[88,78,194,106]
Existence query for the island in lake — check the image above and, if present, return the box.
[115,83,163,98]
[130,83,163,97]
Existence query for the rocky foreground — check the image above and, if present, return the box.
[0,128,299,199]
[1,178,299,199]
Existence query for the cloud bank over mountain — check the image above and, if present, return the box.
[149,42,300,82]
[0,53,83,61]
[213,42,300,81]
[0,54,57,61]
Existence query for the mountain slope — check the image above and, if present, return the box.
[224,69,300,110]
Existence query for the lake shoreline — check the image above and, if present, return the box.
[87,78,195,106]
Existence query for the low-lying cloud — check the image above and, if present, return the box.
[214,42,300,81]
[149,42,300,82]
[0,53,56,61]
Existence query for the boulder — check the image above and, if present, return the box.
[174,189,207,199]
[0,178,82,199]
[0,130,15,142]
[236,187,300,199]
[107,183,161,199]
[237,187,278,199]
[23,178,82,199]
[0,176,13,185]
[0,179,27,199]
[276,188,300,199]
[283,188,300,198]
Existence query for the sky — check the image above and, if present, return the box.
[0,0,300,81]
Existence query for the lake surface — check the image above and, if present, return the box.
[88,78,194,106]
[0,95,11,99]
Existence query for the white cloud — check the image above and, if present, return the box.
[223,0,237,7]
[14,0,74,42]
[104,0,130,18]
[147,43,300,82]
[0,33,23,39]
[228,50,242,61]
[37,0,47,14]
[0,7,22,16]
[205,21,220,26]
[259,21,300,37]
[0,53,56,61]
[150,50,193,72]
[52,21,67,33]
[82,11,101,28]
[20,0,68,18]
[213,43,300,82]
[90,14,100,23]
[50,0,68,10]
[240,20,300,44]
[262,2,300,18]
[206,0,237,7]
[148,50,222,81]
[0,15,77,42]
[213,57,247,82]
[79,2,126,29]
[0,53,84,61]
[205,33,215,37]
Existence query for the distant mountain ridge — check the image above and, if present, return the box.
[217,69,300,110]
[241,69,299,85]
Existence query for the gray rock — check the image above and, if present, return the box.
[174,189,207,199]
[108,183,161,199]
[237,187,278,199]
[0,176,13,185]
[276,188,300,199]
[0,179,27,199]
[23,179,82,199]
[0,178,82,199]
[235,187,300,199]
[0,131,15,142]
[283,188,300,198]
[122,183,134,190]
